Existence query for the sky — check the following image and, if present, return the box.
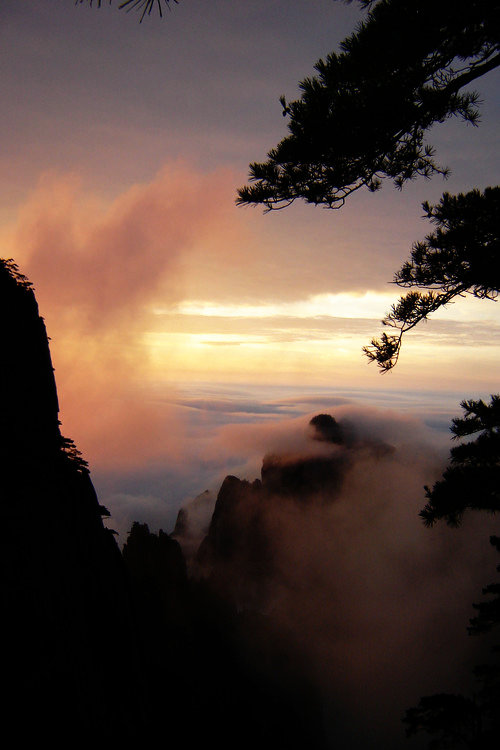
[1,0,499,534]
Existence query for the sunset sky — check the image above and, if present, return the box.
[2,0,499,535]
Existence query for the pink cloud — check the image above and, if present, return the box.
[13,164,244,327]
[7,163,248,469]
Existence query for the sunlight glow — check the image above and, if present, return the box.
[142,326,500,392]
[156,292,500,324]
[156,292,397,320]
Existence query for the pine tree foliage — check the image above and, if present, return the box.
[363,187,500,371]
[75,0,178,22]
[237,0,500,211]
[419,395,500,528]
[0,258,33,291]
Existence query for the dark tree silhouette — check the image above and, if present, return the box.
[75,0,178,22]
[237,0,499,211]
[419,395,500,527]
[363,187,500,372]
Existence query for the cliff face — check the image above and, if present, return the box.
[0,260,142,741]
[0,259,60,458]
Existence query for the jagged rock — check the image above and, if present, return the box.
[122,521,188,631]
[171,488,216,563]
[195,475,272,604]
[200,475,264,560]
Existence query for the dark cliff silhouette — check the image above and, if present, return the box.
[1,259,144,741]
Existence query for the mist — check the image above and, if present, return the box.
[172,406,500,748]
